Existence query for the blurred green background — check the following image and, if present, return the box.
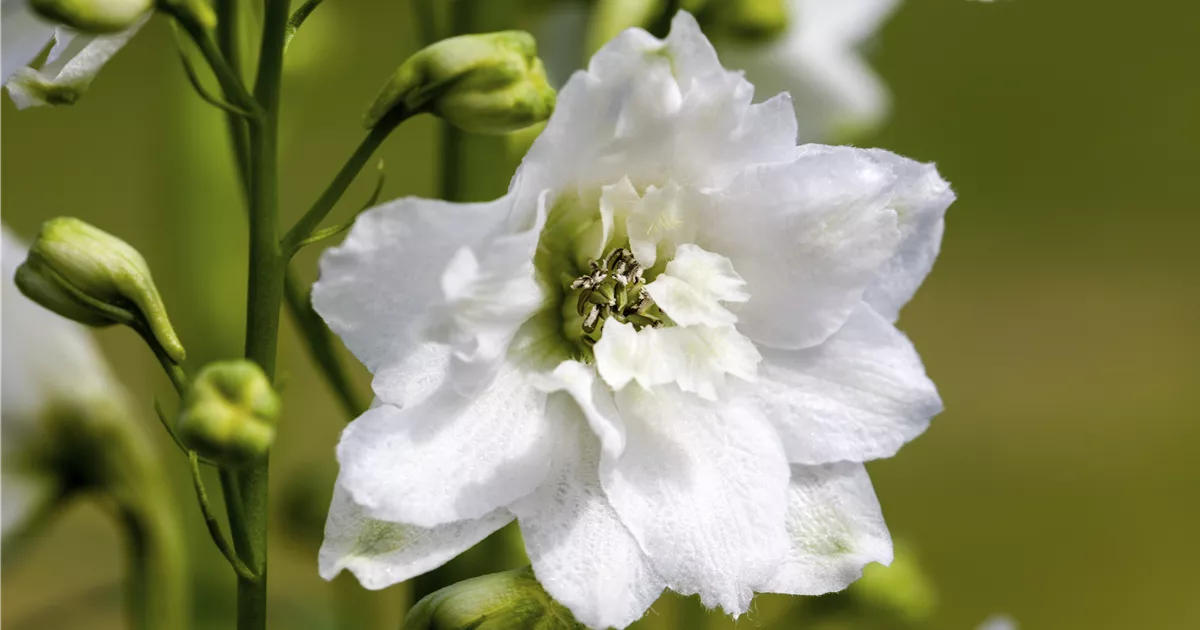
[3,0,1199,628]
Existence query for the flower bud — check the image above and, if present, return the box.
[849,542,937,623]
[15,217,185,364]
[699,0,789,42]
[177,361,280,468]
[31,0,152,33]
[365,31,556,135]
[402,567,582,630]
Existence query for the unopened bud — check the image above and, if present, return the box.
[31,0,152,33]
[850,542,937,623]
[15,217,185,363]
[365,31,556,134]
[402,567,582,630]
[177,361,280,467]
[699,0,789,42]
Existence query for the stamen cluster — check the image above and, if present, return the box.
[570,248,666,345]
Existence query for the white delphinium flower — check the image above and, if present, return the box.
[977,614,1019,630]
[718,0,902,140]
[315,13,951,629]
[0,225,127,540]
[1,0,150,109]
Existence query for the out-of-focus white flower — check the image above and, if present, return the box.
[1,225,128,540]
[315,13,951,629]
[718,0,901,140]
[978,614,1019,630]
[1,0,149,109]
[535,0,901,142]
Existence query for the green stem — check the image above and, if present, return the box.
[232,1,290,628]
[282,117,402,255]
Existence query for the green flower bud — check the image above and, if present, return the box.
[402,567,583,630]
[15,217,185,364]
[177,361,280,468]
[698,0,790,42]
[31,0,152,33]
[365,31,556,135]
[849,542,937,623]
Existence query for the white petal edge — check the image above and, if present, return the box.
[336,365,552,528]
[751,304,942,465]
[511,394,664,630]
[602,385,790,615]
[320,480,513,589]
[859,149,955,322]
[762,462,894,595]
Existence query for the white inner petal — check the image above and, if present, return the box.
[593,244,760,400]
[644,243,748,327]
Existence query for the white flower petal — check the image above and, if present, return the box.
[695,145,902,349]
[313,195,511,405]
[625,181,692,268]
[656,325,761,401]
[523,12,797,197]
[5,17,149,109]
[762,462,893,595]
[751,305,941,465]
[602,386,790,615]
[336,366,552,528]
[511,394,664,629]
[645,243,747,328]
[593,319,676,392]
[320,480,513,589]
[1,0,55,84]
[535,361,626,459]
[859,150,955,322]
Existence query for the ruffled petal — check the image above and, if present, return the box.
[859,150,955,322]
[695,145,902,349]
[336,365,552,528]
[511,394,664,629]
[319,480,513,589]
[761,462,893,595]
[750,305,941,465]
[521,12,797,198]
[645,244,748,328]
[602,386,790,615]
[313,195,512,405]
[5,17,149,109]
[535,360,626,459]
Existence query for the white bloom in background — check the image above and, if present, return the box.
[1,0,149,109]
[977,614,1019,630]
[0,226,127,540]
[315,12,951,630]
[719,0,902,140]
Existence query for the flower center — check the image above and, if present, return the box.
[570,247,669,349]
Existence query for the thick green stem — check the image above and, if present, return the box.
[231,1,290,628]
